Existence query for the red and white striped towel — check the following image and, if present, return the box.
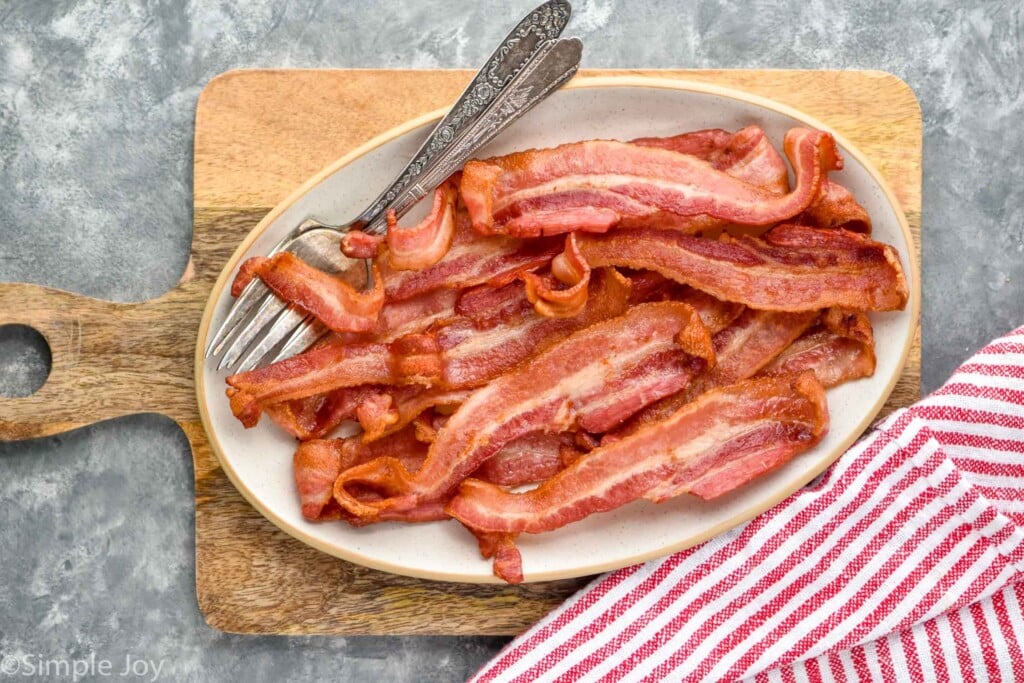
[472,324,1024,682]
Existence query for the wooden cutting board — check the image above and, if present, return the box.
[0,69,922,635]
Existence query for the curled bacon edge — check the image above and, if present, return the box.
[232,252,385,334]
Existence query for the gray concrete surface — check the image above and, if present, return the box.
[1,0,1022,680]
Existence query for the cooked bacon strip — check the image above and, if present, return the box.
[383,180,459,270]
[379,214,560,300]
[471,432,580,487]
[375,287,458,340]
[820,306,874,344]
[460,128,838,237]
[294,439,345,521]
[225,272,630,428]
[341,181,460,268]
[475,532,524,584]
[446,372,828,580]
[231,252,385,333]
[225,338,439,428]
[296,427,580,524]
[353,393,396,436]
[294,427,430,521]
[259,291,461,437]
[529,230,752,323]
[625,275,745,335]
[332,302,714,523]
[675,287,747,335]
[339,427,429,473]
[686,308,818,396]
[630,128,733,157]
[340,230,382,259]
[466,126,792,238]
[437,269,631,388]
[613,126,791,234]
[411,411,447,443]
[796,179,872,234]
[522,230,591,318]
[636,125,790,196]
[358,385,472,442]
[453,281,532,329]
[265,385,384,440]
[760,309,876,387]
[710,126,791,195]
[585,126,790,237]
[609,307,816,442]
[624,269,678,303]
[576,348,711,435]
[572,223,908,312]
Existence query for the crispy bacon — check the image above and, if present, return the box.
[529,232,752,323]
[384,180,459,270]
[358,385,472,442]
[675,287,747,335]
[295,428,580,524]
[624,269,677,303]
[294,427,430,521]
[231,252,385,333]
[820,306,874,344]
[797,179,872,234]
[609,307,817,443]
[331,302,714,523]
[375,287,458,340]
[436,269,631,388]
[572,223,909,312]
[411,410,448,443]
[220,125,909,581]
[225,272,630,428]
[470,432,579,487]
[485,126,791,239]
[340,181,460,267]
[635,126,790,197]
[446,372,828,580]
[257,292,460,437]
[379,214,560,300]
[460,128,838,237]
[453,281,531,328]
[265,385,384,440]
[340,230,383,259]
[708,125,791,195]
[522,229,591,318]
[685,308,818,396]
[294,439,345,521]
[759,309,876,386]
[225,339,436,428]
[630,128,733,157]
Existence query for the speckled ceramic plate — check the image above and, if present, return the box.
[195,77,920,583]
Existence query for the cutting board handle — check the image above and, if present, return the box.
[0,275,202,442]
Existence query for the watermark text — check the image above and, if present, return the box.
[1,653,166,681]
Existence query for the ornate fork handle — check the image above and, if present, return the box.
[410,38,582,204]
[353,0,572,234]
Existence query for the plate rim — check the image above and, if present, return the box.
[194,75,922,583]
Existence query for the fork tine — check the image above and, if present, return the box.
[217,295,290,371]
[269,317,328,365]
[205,279,273,357]
[233,307,308,373]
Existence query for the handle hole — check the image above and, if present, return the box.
[0,325,52,398]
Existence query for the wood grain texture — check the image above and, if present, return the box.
[0,69,922,635]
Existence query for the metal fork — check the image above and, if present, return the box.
[206,1,582,372]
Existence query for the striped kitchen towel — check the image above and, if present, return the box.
[472,324,1024,682]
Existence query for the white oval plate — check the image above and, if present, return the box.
[196,77,920,583]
